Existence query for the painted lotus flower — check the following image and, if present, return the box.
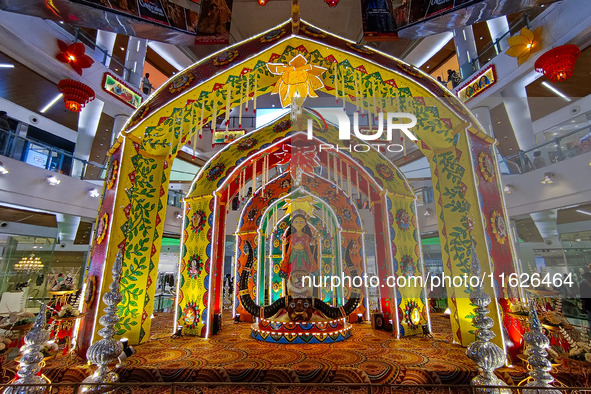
[506,27,542,66]
[56,39,94,75]
[267,54,326,108]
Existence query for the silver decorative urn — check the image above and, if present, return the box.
[4,304,50,394]
[465,242,510,393]
[523,300,560,394]
[81,251,124,393]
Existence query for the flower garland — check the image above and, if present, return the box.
[96,213,109,244]
[490,210,508,244]
[477,152,495,182]
[106,160,119,190]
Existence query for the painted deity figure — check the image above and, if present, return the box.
[280,213,318,297]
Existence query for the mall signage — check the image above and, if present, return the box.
[102,72,143,109]
[456,65,497,102]
[213,129,245,144]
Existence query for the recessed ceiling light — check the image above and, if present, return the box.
[479,36,483,40]
[426,65,430,69]
[47,175,61,186]
[120,47,125,51]
[89,188,100,198]
[0,162,8,175]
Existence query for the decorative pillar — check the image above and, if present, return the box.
[4,304,50,394]
[72,99,105,178]
[82,251,124,392]
[501,83,536,151]
[111,114,128,146]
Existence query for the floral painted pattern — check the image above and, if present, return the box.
[272,119,291,133]
[213,49,239,67]
[106,160,119,190]
[376,163,394,181]
[206,163,225,181]
[237,137,258,151]
[96,213,109,244]
[168,73,194,94]
[477,152,495,182]
[187,254,203,279]
[260,28,287,43]
[490,210,507,245]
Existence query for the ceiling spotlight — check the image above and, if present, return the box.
[175,212,182,220]
[89,188,100,198]
[0,162,8,175]
[540,172,554,184]
[47,175,61,186]
[423,208,432,216]
[503,184,512,194]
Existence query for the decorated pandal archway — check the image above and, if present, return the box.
[78,17,524,360]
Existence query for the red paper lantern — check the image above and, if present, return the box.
[257,0,268,5]
[325,0,338,6]
[57,79,95,113]
[534,44,581,82]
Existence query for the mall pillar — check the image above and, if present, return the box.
[94,30,117,67]
[124,37,148,89]
[486,16,510,53]
[453,26,479,80]
[72,99,104,178]
[111,114,128,146]
[501,83,536,151]
[472,106,494,137]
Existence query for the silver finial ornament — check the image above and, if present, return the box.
[465,242,510,393]
[522,300,560,394]
[81,251,124,392]
[4,304,50,394]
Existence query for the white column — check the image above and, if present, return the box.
[124,37,148,89]
[111,114,128,146]
[72,99,104,178]
[453,26,479,78]
[472,106,494,137]
[95,30,117,67]
[501,84,536,151]
[486,16,510,53]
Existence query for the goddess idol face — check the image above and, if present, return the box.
[292,215,306,232]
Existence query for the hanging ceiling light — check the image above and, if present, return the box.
[57,79,95,113]
[534,44,581,82]
[15,254,44,272]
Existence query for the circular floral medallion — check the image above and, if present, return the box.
[206,163,225,181]
[96,213,109,244]
[376,163,394,181]
[323,239,331,249]
[273,120,291,133]
[247,208,257,222]
[491,210,507,244]
[395,209,410,231]
[260,28,286,43]
[127,103,150,129]
[279,221,288,230]
[190,210,206,233]
[237,137,258,151]
[187,254,203,279]
[403,300,421,330]
[478,152,495,182]
[342,207,353,221]
[346,42,373,54]
[273,264,281,274]
[183,302,200,328]
[106,160,119,190]
[272,282,280,292]
[400,254,415,277]
[168,73,194,94]
[213,49,239,67]
[273,238,281,248]
[300,25,327,38]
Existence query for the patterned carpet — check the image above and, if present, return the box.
[7,312,589,392]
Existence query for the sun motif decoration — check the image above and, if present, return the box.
[506,27,542,66]
[395,209,410,231]
[477,152,495,183]
[403,300,422,330]
[96,213,109,245]
[106,160,119,190]
[56,39,94,75]
[183,302,200,328]
[190,210,206,234]
[490,210,508,245]
[267,54,327,108]
[187,254,203,279]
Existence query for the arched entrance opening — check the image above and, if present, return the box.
[78,18,521,355]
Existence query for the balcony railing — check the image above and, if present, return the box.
[498,125,591,175]
[0,129,106,180]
